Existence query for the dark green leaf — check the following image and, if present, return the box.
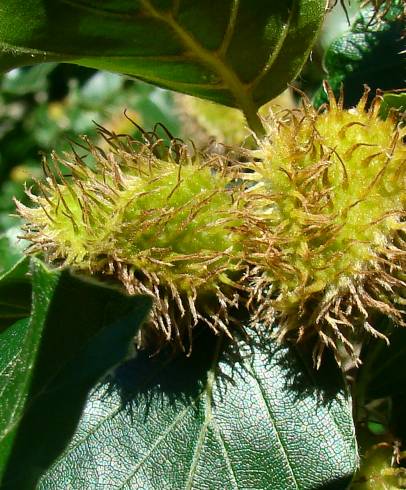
[358,323,406,402]
[0,262,57,484]
[0,0,326,132]
[0,251,31,330]
[314,0,405,107]
[379,92,406,120]
[351,317,406,490]
[0,259,151,489]
[39,326,358,489]
[0,319,29,479]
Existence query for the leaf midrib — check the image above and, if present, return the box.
[43,336,225,489]
[248,2,296,90]
[212,421,239,489]
[249,362,300,490]
[138,0,264,135]
[1,0,310,137]
[118,397,201,489]
[184,336,222,490]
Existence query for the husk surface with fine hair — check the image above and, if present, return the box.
[240,84,406,367]
[16,128,245,354]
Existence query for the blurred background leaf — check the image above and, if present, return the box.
[0,64,180,234]
[313,0,406,107]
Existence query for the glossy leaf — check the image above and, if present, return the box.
[0,318,31,484]
[0,260,151,489]
[0,0,326,132]
[39,326,358,489]
[0,262,58,485]
[0,254,31,330]
[379,92,406,120]
[314,0,405,107]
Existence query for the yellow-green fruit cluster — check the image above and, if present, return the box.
[17,89,406,364]
[17,134,243,351]
[242,87,406,365]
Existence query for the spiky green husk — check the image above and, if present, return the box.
[17,132,243,352]
[242,86,406,365]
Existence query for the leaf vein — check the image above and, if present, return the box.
[184,414,209,490]
[247,1,297,90]
[47,358,186,466]
[250,363,300,490]
[184,336,222,490]
[60,0,143,20]
[218,0,240,56]
[292,346,351,442]
[0,352,24,394]
[119,398,201,489]
[138,0,263,134]
[212,421,239,490]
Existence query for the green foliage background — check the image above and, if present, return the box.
[0,0,405,488]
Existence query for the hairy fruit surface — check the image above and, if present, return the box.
[242,86,406,365]
[17,131,243,352]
